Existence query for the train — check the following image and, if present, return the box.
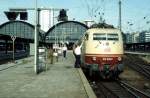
[80,23,124,79]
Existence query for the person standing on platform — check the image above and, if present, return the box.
[62,44,67,59]
[48,47,53,64]
[73,44,77,58]
[74,41,83,68]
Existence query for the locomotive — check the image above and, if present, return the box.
[80,23,124,79]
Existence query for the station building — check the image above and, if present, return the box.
[0,20,88,55]
[139,30,150,43]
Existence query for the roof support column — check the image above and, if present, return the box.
[34,0,39,74]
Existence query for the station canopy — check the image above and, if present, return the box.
[45,21,88,43]
[0,21,43,41]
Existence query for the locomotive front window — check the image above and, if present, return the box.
[107,33,119,41]
[93,33,106,40]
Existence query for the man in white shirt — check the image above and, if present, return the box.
[74,42,83,68]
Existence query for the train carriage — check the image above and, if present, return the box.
[81,24,124,79]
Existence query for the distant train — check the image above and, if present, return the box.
[80,23,124,79]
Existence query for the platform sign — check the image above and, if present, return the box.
[11,35,16,62]
[11,35,16,41]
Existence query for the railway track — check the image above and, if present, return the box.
[128,63,150,79]
[93,81,117,98]
[0,51,29,71]
[0,63,19,71]
[119,80,150,98]
[96,81,136,98]
[85,71,150,98]
[0,51,29,65]
[91,80,150,98]
[125,55,150,79]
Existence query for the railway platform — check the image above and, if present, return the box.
[0,51,96,98]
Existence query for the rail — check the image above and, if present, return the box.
[119,80,150,98]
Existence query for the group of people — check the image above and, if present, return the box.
[57,42,83,68]
[47,39,84,68]
[47,44,68,63]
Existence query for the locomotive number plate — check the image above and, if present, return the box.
[102,58,113,61]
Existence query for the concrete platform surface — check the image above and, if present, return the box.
[0,51,96,98]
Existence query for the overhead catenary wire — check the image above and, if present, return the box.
[122,0,150,32]
[126,15,150,32]
[82,0,106,23]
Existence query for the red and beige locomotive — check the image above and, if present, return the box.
[81,23,124,79]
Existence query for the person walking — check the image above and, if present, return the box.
[62,44,67,59]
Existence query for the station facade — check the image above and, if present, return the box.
[45,21,88,43]
[0,21,36,54]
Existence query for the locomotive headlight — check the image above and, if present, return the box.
[118,57,122,61]
[92,57,96,61]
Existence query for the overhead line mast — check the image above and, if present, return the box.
[119,0,122,32]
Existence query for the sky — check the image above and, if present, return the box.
[0,0,150,33]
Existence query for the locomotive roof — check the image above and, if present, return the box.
[86,27,120,34]
[90,23,115,29]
